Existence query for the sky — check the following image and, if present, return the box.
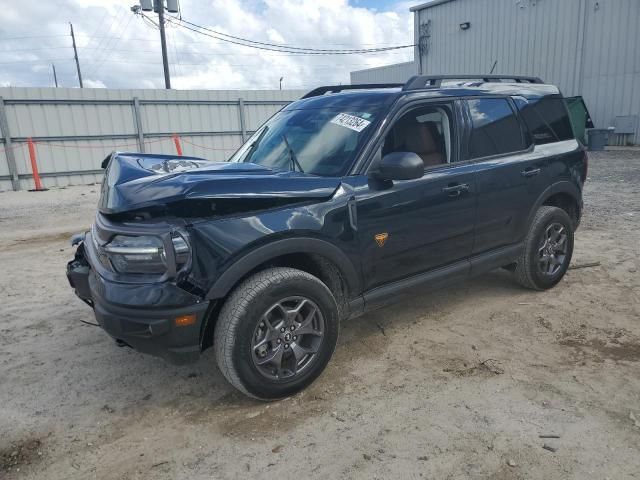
[0,0,416,90]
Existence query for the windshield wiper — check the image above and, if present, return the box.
[240,127,268,164]
[282,134,304,173]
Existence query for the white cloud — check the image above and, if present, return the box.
[0,0,414,91]
[266,29,285,44]
[83,79,107,88]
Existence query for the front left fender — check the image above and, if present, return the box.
[204,236,362,300]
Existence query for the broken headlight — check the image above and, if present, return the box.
[104,233,191,275]
[170,233,191,271]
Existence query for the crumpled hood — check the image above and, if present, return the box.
[98,152,341,214]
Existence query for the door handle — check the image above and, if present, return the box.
[521,167,541,178]
[442,183,470,196]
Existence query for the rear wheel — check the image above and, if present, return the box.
[214,267,339,400]
[514,206,574,290]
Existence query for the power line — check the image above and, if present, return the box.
[166,18,413,55]
[0,34,69,41]
[131,4,171,89]
[1,34,411,53]
[85,10,132,77]
[0,46,73,53]
[169,26,181,78]
[79,36,409,47]
[87,14,134,77]
[84,8,129,76]
[73,46,411,57]
[172,17,415,54]
[0,32,406,48]
[83,8,111,51]
[0,58,74,65]
[0,56,408,67]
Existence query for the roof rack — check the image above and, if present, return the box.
[403,74,544,90]
[301,75,544,99]
[301,83,403,99]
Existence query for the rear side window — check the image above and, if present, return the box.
[517,97,574,144]
[466,98,526,159]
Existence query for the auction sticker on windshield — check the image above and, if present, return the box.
[330,113,371,132]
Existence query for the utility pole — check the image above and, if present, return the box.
[52,64,58,87]
[69,23,83,88]
[155,0,171,89]
[132,1,176,88]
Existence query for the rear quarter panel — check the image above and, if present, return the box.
[545,139,587,193]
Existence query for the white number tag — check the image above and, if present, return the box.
[330,113,371,133]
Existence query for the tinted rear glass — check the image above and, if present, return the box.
[467,98,526,159]
[517,97,574,144]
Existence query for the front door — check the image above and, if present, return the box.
[354,102,476,292]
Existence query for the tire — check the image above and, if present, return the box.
[214,267,339,400]
[514,206,574,290]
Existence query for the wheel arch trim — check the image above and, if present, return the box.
[527,181,582,228]
[205,237,361,300]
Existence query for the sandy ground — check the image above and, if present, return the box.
[0,151,639,480]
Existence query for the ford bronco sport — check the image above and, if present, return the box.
[67,75,588,400]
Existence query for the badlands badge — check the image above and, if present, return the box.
[374,233,388,247]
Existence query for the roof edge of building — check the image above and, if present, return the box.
[410,0,457,12]
[350,61,416,75]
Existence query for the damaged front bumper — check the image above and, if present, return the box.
[66,237,210,365]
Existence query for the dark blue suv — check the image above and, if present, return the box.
[67,75,588,400]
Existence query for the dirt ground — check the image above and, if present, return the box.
[0,150,638,480]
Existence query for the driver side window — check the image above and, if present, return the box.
[382,105,452,169]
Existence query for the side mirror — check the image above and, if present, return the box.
[373,152,424,181]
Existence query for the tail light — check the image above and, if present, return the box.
[581,150,588,183]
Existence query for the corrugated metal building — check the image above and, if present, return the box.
[353,0,640,144]
[350,61,417,84]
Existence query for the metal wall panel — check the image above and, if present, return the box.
[350,62,417,84]
[0,88,303,191]
[413,0,640,144]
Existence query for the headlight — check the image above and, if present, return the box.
[171,233,191,271]
[104,233,191,275]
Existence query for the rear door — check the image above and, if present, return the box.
[464,97,549,254]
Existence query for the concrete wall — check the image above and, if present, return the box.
[0,88,304,191]
[412,0,640,144]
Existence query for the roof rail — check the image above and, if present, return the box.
[301,83,403,99]
[403,74,544,90]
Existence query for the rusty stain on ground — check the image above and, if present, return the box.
[2,231,74,249]
[443,358,505,377]
[559,337,640,363]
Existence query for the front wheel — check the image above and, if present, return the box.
[214,267,339,400]
[514,206,574,290]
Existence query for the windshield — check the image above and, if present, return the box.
[229,108,378,176]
